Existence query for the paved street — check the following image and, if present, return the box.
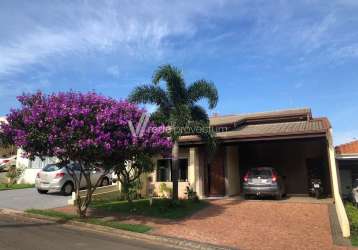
[0,214,176,250]
[0,188,68,210]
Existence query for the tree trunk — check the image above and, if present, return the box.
[172,140,179,201]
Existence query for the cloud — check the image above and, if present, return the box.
[1,0,358,81]
[106,65,120,78]
[0,0,226,78]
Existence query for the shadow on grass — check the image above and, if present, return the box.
[88,198,247,226]
[26,208,152,233]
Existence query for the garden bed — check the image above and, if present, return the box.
[345,202,358,246]
[90,198,209,220]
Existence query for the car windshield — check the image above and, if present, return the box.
[43,164,63,172]
[248,168,272,178]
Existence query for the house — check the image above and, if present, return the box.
[335,140,358,199]
[143,108,350,237]
[0,116,17,169]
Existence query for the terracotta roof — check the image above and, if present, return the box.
[335,140,358,155]
[209,108,311,126]
[179,112,330,144]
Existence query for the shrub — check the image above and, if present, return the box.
[185,185,199,202]
[6,166,24,185]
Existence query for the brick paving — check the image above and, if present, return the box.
[55,199,354,250]
[152,200,349,250]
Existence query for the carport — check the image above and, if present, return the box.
[237,138,332,196]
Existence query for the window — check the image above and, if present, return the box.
[43,164,63,172]
[178,159,188,182]
[156,159,171,182]
[156,158,188,182]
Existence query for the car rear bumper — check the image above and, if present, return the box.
[243,185,280,196]
[35,179,62,192]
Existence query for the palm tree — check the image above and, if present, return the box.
[128,64,218,200]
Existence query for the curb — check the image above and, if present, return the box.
[0,209,234,250]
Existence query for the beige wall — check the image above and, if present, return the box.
[146,147,191,198]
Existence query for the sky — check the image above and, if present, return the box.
[0,0,357,145]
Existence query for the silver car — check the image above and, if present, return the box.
[35,163,112,195]
[243,167,286,200]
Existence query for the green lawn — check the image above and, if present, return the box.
[345,203,358,246]
[0,183,34,191]
[90,198,209,220]
[26,209,151,233]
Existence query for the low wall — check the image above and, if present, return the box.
[68,184,119,205]
[327,129,350,237]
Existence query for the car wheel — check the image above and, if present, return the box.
[101,177,109,186]
[37,189,48,194]
[61,182,74,196]
[275,192,282,200]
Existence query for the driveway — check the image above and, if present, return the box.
[152,199,349,250]
[0,188,68,211]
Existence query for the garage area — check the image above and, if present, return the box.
[238,138,332,196]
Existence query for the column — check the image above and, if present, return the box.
[225,145,240,196]
[189,147,204,198]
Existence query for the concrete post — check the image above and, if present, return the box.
[225,145,240,196]
[327,129,350,237]
[189,147,204,198]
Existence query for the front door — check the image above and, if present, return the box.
[208,147,225,196]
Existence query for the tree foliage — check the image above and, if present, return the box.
[0,91,171,216]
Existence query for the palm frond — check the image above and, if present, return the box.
[152,64,187,105]
[188,79,218,109]
[128,85,169,107]
[190,105,209,123]
[150,108,170,125]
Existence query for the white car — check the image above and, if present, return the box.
[35,163,112,195]
[0,155,16,171]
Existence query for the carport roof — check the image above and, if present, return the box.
[179,108,330,144]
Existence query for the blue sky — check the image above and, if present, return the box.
[0,0,357,145]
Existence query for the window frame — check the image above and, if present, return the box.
[156,158,189,182]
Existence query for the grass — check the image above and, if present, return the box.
[91,198,209,220]
[26,209,151,233]
[0,183,34,191]
[345,202,358,246]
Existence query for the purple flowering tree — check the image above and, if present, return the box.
[0,91,171,217]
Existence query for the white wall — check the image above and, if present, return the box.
[16,148,58,184]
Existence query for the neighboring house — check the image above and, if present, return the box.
[16,148,58,184]
[0,116,17,167]
[335,140,358,199]
[142,108,349,237]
